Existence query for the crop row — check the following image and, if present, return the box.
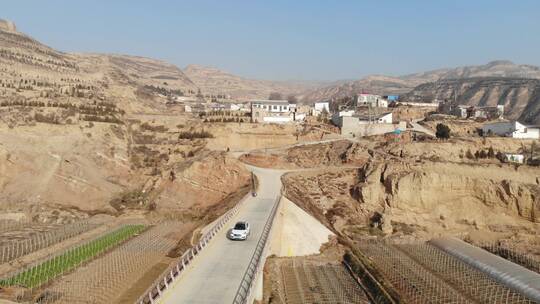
[0,220,99,264]
[0,224,145,288]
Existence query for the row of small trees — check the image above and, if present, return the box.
[204,117,246,123]
[204,110,249,117]
[464,147,497,159]
[178,130,214,139]
[0,100,123,115]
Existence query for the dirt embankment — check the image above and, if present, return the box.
[206,123,297,152]
[240,140,371,169]
[0,123,131,215]
[152,151,251,217]
[0,111,252,225]
[390,106,434,122]
[283,160,540,255]
[379,136,536,163]
[421,115,487,136]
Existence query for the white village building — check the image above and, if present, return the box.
[357,94,388,108]
[332,112,404,137]
[312,101,330,116]
[504,153,525,164]
[482,121,539,139]
[251,100,300,123]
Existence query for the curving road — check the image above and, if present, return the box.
[157,166,284,304]
[411,118,435,137]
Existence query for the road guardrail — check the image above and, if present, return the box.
[135,196,247,304]
[232,195,281,304]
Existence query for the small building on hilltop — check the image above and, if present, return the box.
[356,94,388,108]
[482,121,539,139]
[312,101,330,116]
[333,112,405,137]
[504,153,525,164]
[250,100,300,123]
[357,112,393,124]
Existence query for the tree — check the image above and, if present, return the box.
[318,107,329,122]
[487,146,495,158]
[435,123,451,140]
[287,94,298,103]
[477,128,484,137]
[268,92,283,100]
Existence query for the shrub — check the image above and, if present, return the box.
[0,225,145,288]
[435,123,451,139]
[178,130,214,140]
[488,146,495,158]
[140,122,168,132]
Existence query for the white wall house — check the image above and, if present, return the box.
[333,112,401,137]
[482,121,540,139]
[251,100,298,123]
[251,100,295,112]
[331,110,354,125]
[504,153,524,164]
[397,101,440,108]
[312,101,330,116]
[356,112,393,124]
[357,94,388,108]
[314,101,329,112]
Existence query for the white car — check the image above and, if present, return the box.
[228,221,250,240]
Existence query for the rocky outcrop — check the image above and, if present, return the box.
[240,140,371,169]
[154,152,251,215]
[286,140,370,168]
[353,161,539,228]
[284,160,539,240]
[0,19,17,32]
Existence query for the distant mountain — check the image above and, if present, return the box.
[183,64,322,100]
[301,61,540,102]
[403,77,540,124]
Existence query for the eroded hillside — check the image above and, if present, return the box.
[239,138,540,259]
[403,77,540,124]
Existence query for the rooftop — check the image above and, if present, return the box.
[251,100,290,104]
[353,112,392,120]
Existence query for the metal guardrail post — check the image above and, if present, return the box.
[232,195,281,304]
[135,196,247,304]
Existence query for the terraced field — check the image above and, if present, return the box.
[275,258,371,304]
[0,225,145,288]
[0,220,101,264]
[43,222,188,304]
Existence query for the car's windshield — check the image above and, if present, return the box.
[234,222,246,230]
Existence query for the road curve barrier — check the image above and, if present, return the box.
[135,197,248,304]
[232,195,281,304]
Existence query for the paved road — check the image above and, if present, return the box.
[158,166,284,304]
[411,118,435,137]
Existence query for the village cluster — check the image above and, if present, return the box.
[168,93,539,145]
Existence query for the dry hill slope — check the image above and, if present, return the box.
[0,18,198,113]
[183,64,319,100]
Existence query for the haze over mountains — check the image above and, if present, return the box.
[1,18,540,123]
[301,60,540,101]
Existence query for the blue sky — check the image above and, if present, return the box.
[2,0,540,81]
